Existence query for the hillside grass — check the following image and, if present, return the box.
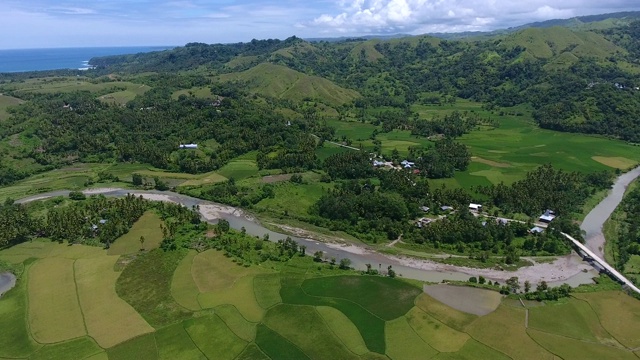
[0,94,24,121]
[217,63,360,107]
[108,211,165,255]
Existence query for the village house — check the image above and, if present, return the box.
[539,209,556,223]
[420,206,430,212]
[468,203,482,212]
[530,226,544,234]
[440,205,454,211]
[416,218,433,228]
[179,143,198,149]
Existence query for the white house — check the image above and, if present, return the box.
[530,226,544,234]
[179,143,198,149]
[469,203,482,211]
[420,206,430,212]
[539,209,556,223]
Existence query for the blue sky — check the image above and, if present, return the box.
[1,0,639,49]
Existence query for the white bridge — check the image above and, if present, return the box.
[562,232,640,295]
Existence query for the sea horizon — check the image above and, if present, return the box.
[0,46,175,73]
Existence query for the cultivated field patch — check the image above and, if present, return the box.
[170,250,201,311]
[197,275,264,322]
[574,291,640,348]
[28,257,86,343]
[75,256,154,348]
[236,343,270,360]
[215,304,257,342]
[0,263,41,358]
[108,211,165,255]
[29,337,102,360]
[255,324,310,360]
[423,284,502,316]
[191,249,270,293]
[528,328,637,360]
[184,315,247,360]
[528,298,615,343]
[316,306,369,355]
[385,317,438,360]
[301,275,421,320]
[106,333,158,360]
[471,156,511,168]
[116,249,192,328]
[592,156,637,169]
[263,304,359,360]
[253,273,282,309]
[405,306,470,352]
[154,323,206,360]
[433,339,511,360]
[467,305,554,360]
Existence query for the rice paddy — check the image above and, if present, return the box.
[1,238,640,359]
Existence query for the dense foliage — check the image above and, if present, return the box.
[614,186,640,271]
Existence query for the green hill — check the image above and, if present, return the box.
[217,63,360,106]
[348,40,384,62]
[500,27,624,62]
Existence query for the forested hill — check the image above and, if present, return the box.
[88,20,640,142]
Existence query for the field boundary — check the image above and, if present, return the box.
[72,260,91,337]
[571,295,629,350]
[313,306,367,357]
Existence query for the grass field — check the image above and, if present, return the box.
[215,304,257,342]
[183,315,247,360]
[191,249,271,293]
[98,85,151,106]
[154,323,205,360]
[467,305,555,360]
[405,307,470,352]
[30,337,103,360]
[254,180,330,219]
[217,158,259,181]
[108,211,165,255]
[331,100,640,188]
[3,215,640,359]
[528,328,637,360]
[197,275,264,322]
[253,273,282,309]
[75,256,154,348]
[255,324,311,360]
[316,306,369,355]
[106,333,158,360]
[0,94,24,121]
[528,297,614,343]
[0,262,41,358]
[116,249,192,328]
[236,343,270,360]
[170,250,201,311]
[574,291,640,349]
[171,86,217,100]
[301,275,422,320]
[28,257,87,343]
[385,317,438,360]
[264,304,359,360]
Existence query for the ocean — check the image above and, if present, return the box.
[0,46,174,73]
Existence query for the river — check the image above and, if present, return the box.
[14,166,640,286]
[581,165,640,260]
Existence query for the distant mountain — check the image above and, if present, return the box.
[304,34,412,43]
[430,11,640,40]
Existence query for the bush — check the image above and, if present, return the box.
[68,191,86,200]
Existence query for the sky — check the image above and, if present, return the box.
[1,0,639,49]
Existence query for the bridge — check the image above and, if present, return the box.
[561,232,640,295]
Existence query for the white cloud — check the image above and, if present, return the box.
[309,0,640,34]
